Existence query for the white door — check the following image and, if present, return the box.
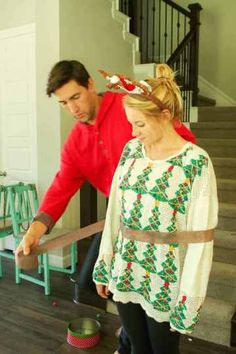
[0,23,37,185]
[0,24,36,250]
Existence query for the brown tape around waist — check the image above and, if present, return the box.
[121,224,214,244]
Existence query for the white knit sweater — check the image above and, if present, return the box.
[93,139,218,334]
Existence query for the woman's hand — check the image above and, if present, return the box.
[96,284,110,299]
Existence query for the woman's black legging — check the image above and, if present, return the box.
[116,301,181,354]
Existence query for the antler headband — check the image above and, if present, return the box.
[98,69,166,110]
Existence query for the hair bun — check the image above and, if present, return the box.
[155,63,175,82]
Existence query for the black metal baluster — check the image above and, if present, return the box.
[152,0,156,62]
[179,52,184,121]
[146,0,149,62]
[184,14,187,37]
[187,41,191,122]
[158,0,161,62]
[171,6,173,54]
[183,41,187,89]
[164,2,167,61]
[177,11,180,46]
[126,0,129,13]
[140,0,144,62]
[189,3,202,106]
[181,47,184,85]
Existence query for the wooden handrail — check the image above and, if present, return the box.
[167,30,194,65]
[15,219,105,270]
[163,0,191,17]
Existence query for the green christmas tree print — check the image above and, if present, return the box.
[116,262,136,292]
[168,179,191,214]
[110,254,117,282]
[158,245,177,283]
[167,155,184,168]
[120,172,131,190]
[167,209,177,232]
[119,144,132,166]
[184,155,208,183]
[186,308,201,332]
[139,243,157,273]
[150,166,174,202]
[123,194,143,229]
[113,237,119,254]
[167,146,192,167]
[93,259,109,284]
[120,159,136,191]
[144,200,161,231]
[121,190,127,220]
[130,140,143,159]
[170,296,188,330]
[119,141,143,166]
[137,271,152,302]
[131,163,153,194]
[152,281,171,312]
[121,240,139,263]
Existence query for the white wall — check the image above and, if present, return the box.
[0,0,35,31]
[175,0,236,101]
[59,0,135,90]
[35,0,60,196]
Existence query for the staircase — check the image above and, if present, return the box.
[190,106,236,347]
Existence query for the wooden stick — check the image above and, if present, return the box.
[15,219,105,270]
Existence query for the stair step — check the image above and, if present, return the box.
[191,122,236,138]
[218,203,236,231]
[214,229,236,248]
[191,297,235,346]
[198,106,236,122]
[217,179,236,204]
[214,230,236,265]
[198,138,236,158]
[192,122,236,128]
[208,261,236,304]
[219,202,236,217]
[197,95,216,107]
[107,297,235,347]
[212,157,236,179]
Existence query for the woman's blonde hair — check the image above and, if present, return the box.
[123,63,182,119]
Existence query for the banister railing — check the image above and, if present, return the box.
[119,0,202,122]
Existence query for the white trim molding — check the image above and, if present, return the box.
[199,76,236,106]
[110,0,140,65]
[0,23,35,39]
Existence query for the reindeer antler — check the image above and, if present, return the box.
[98,68,167,110]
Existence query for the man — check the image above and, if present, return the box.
[15,60,196,354]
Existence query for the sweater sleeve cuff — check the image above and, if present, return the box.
[33,212,55,234]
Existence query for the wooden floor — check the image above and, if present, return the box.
[0,258,236,354]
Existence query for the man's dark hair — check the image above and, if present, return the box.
[46,60,90,97]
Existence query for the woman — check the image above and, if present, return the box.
[93,64,218,354]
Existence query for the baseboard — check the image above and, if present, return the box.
[189,106,198,123]
[110,0,140,66]
[199,76,236,106]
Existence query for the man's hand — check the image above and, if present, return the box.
[15,221,47,256]
[96,284,110,299]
